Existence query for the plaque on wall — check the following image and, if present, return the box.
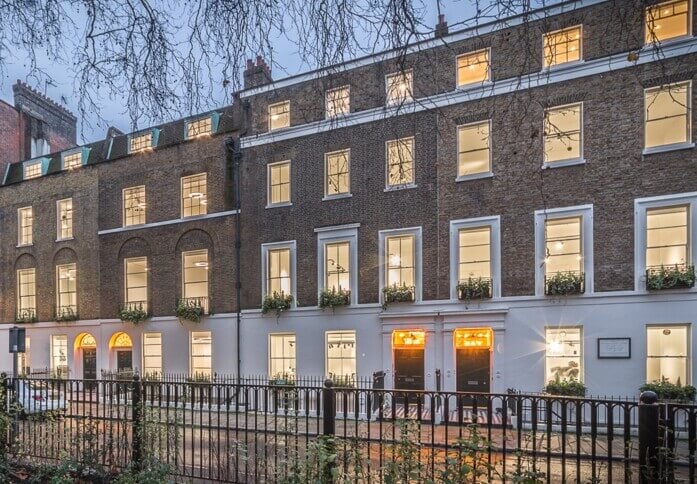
[597,338,631,359]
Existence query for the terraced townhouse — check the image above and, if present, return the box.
[1,0,696,397]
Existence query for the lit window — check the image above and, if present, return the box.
[182,250,209,313]
[386,137,414,188]
[457,49,490,87]
[545,327,583,384]
[545,217,583,277]
[647,325,689,384]
[385,71,413,105]
[646,205,689,269]
[125,257,148,312]
[326,331,356,382]
[18,207,33,246]
[458,227,491,282]
[267,248,291,295]
[23,161,42,180]
[57,198,73,240]
[62,151,82,170]
[16,268,36,321]
[269,333,295,379]
[190,331,212,378]
[186,116,213,138]
[325,242,350,291]
[325,150,350,197]
[129,132,153,152]
[543,25,582,68]
[50,335,68,378]
[644,82,691,149]
[17,336,30,375]
[457,121,491,177]
[646,0,690,44]
[326,86,350,118]
[544,103,583,163]
[386,235,415,289]
[143,332,162,377]
[268,160,291,205]
[123,186,146,226]
[269,101,290,131]
[56,263,77,319]
[181,173,207,217]
[392,330,426,348]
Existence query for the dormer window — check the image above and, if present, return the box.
[186,113,220,139]
[129,129,160,153]
[645,0,690,44]
[23,161,43,180]
[543,26,582,68]
[269,101,290,131]
[61,147,90,171]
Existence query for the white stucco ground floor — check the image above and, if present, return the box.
[1,290,696,398]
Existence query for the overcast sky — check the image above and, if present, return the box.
[0,1,541,144]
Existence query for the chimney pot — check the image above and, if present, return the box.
[435,14,449,38]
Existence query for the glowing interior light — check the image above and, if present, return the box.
[194,261,208,268]
[549,340,563,354]
[271,114,280,120]
[189,192,203,199]
[389,254,401,266]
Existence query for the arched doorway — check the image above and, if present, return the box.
[74,333,97,386]
[109,332,133,374]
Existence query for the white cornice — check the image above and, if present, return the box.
[97,210,239,235]
[241,37,697,149]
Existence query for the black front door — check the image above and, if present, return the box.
[83,348,97,380]
[117,350,133,373]
[394,348,425,391]
[456,348,491,393]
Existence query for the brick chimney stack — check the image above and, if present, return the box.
[435,14,449,38]
[243,56,273,89]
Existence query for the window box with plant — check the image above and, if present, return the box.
[457,277,492,301]
[382,283,415,307]
[330,375,356,388]
[176,297,206,323]
[15,308,37,324]
[545,376,587,397]
[55,307,78,322]
[640,378,696,402]
[118,302,150,324]
[646,265,695,291]
[545,272,585,296]
[262,291,293,316]
[319,287,351,309]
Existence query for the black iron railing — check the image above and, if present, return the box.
[55,305,78,322]
[176,296,209,314]
[15,308,37,323]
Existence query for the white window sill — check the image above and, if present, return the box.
[541,158,586,170]
[642,142,695,156]
[123,223,146,229]
[322,193,352,201]
[456,80,493,91]
[643,35,693,50]
[456,171,494,182]
[265,202,293,209]
[16,243,33,248]
[384,183,417,192]
[180,213,210,221]
[268,126,290,133]
[56,237,74,242]
[541,59,585,73]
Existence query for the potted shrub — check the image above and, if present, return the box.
[15,309,37,324]
[646,265,696,291]
[319,287,351,310]
[545,377,587,397]
[118,303,150,324]
[457,277,492,301]
[176,298,205,323]
[269,373,297,411]
[545,272,584,296]
[55,307,78,322]
[382,283,415,308]
[262,291,293,317]
[640,378,696,402]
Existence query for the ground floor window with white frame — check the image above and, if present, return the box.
[269,333,296,379]
[17,336,30,375]
[326,331,356,384]
[647,325,689,384]
[51,335,68,378]
[545,327,583,384]
[143,332,162,377]
[190,331,212,378]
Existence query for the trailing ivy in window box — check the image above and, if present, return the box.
[545,272,585,296]
[544,377,586,397]
[118,302,150,324]
[646,265,695,291]
[262,291,293,316]
[382,283,415,307]
[176,298,205,323]
[640,378,697,402]
[15,309,37,324]
[319,287,351,309]
[55,307,78,322]
[457,277,492,301]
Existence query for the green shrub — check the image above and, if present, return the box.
[175,299,205,323]
[545,377,587,397]
[262,291,293,316]
[545,272,584,296]
[118,303,150,324]
[382,283,415,307]
[457,277,492,300]
[646,265,696,290]
[55,307,78,322]
[640,378,697,402]
[15,309,37,324]
[318,287,351,309]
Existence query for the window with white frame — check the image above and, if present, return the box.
[16,268,36,320]
[23,161,42,180]
[646,205,689,271]
[458,227,491,283]
[51,335,68,378]
[57,198,73,240]
[125,257,148,312]
[186,116,213,138]
[267,248,292,295]
[386,137,414,188]
[644,81,692,150]
[544,103,583,164]
[268,161,291,206]
[182,250,209,312]
[181,173,207,217]
[268,101,290,131]
[326,86,350,118]
[450,217,501,299]
[647,325,689,384]
[56,263,77,318]
[645,0,690,44]
[269,333,296,379]
[326,331,356,382]
[190,331,212,378]
[325,242,350,291]
[325,150,350,197]
[545,217,583,278]
[18,207,33,245]
[316,225,358,304]
[545,327,583,383]
[385,71,413,105]
[543,25,582,68]
[123,186,146,226]
[17,336,30,375]
[62,151,82,170]
[457,49,490,87]
[130,132,153,152]
[457,121,491,177]
[386,235,415,289]
[143,332,162,377]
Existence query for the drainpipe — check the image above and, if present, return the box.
[226,136,243,380]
